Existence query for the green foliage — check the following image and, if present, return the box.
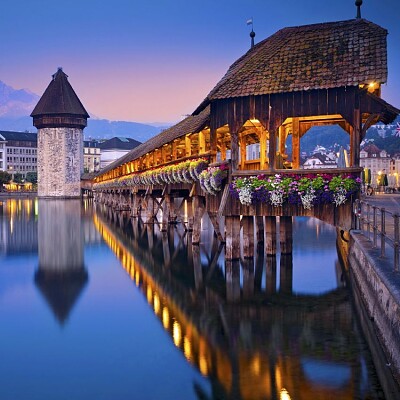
[25,172,38,184]
[13,173,24,183]
[0,171,11,186]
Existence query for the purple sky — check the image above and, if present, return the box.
[1,0,399,124]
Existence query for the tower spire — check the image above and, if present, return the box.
[247,18,255,49]
[355,0,363,19]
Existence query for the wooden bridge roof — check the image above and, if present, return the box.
[194,18,388,113]
[98,105,210,175]
[31,68,90,118]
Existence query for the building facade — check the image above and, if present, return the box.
[0,131,37,178]
[360,144,391,187]
[0,134,5,171]
[84,140,101,173]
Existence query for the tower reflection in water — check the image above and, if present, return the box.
[94,205,383,400]
[35,200,88,324]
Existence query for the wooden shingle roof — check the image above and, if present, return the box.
[194,18,387,112]
[98,105,210,176]
[31,68,89,118]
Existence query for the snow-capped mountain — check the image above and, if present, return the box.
[0,80,40,118]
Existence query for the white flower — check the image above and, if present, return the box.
[333,187,347,206]
[270,190,284,207]
[300,188,316,210]
[238,186,252,205]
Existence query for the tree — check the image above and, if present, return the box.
[0,171,11,190]
[25,172,38,184]
[13,173,24,184]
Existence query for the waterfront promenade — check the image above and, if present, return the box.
[349,193,400,390]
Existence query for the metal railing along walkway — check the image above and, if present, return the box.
[353,198,400,272]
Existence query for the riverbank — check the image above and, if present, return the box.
[0,191,37,198]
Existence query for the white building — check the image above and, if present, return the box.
[99,137,141,169]
[0,134,6,171]
[360,144,391,187]
[84,140,101,173]
[303,152,337,169]
[0,131,37,178]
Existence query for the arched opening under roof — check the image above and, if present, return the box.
[279,115,352,170]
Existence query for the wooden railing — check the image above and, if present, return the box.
[353,199,400,272]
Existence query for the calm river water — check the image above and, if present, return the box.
[0,197,393,399]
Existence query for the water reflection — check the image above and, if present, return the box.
[35,199,88,324]
[0,198,38,255]
[94,205,383,400]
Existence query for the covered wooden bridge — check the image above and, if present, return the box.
[93,17,399,259]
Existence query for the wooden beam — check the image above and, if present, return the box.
[292,117,300,169]
[259,128,267,169]
[199,130,206,154]
[231,129,239,172]
[185,135,191,157]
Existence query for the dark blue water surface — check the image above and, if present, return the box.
[0,197,390,399]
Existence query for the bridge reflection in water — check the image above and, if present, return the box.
[93,203,382,400]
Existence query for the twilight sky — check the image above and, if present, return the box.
[1,0,399,124]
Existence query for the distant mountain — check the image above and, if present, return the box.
[286,125,350,155]
[0,80,166,142]
[84,119,162,142]
[0,80,39,118]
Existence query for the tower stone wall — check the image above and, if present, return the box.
[38,127,84,197]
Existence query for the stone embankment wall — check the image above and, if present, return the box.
[348,231,400,386]
[37,127,83,198]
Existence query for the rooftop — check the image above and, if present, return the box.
[31,68,89,118]
[195,18,388,111]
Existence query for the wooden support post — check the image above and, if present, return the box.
[186,198,193,232]
[230,129,239,172]
[351,108,361,167]
[240,134,246,170]
[242,216,254,258]
[210,126,217,163]
[225,260,240,302]
[260,129,267,169]
[172,140,177,161]
[161,194,170,231]
[147,224,154,251]
[265,216,277,255]
[168,197,178,224]
[278,126,286,155]
[225,216,241,260]
[144,196,155,224]
[242,259,254,299]
[279,254,293,294]
[208,211,224,242]
[185,135,191,157]
[292,118,300,169]
[279,216,293,254]
[266,256,277,296]
[220,139,227,161]
[268,127,277,171]
[256,216,264,244]
[199,130,206,154]
[192,196,205,244]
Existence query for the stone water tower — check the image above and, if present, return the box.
[31,68,89,198]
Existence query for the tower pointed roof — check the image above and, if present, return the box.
[31,68,89,118]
